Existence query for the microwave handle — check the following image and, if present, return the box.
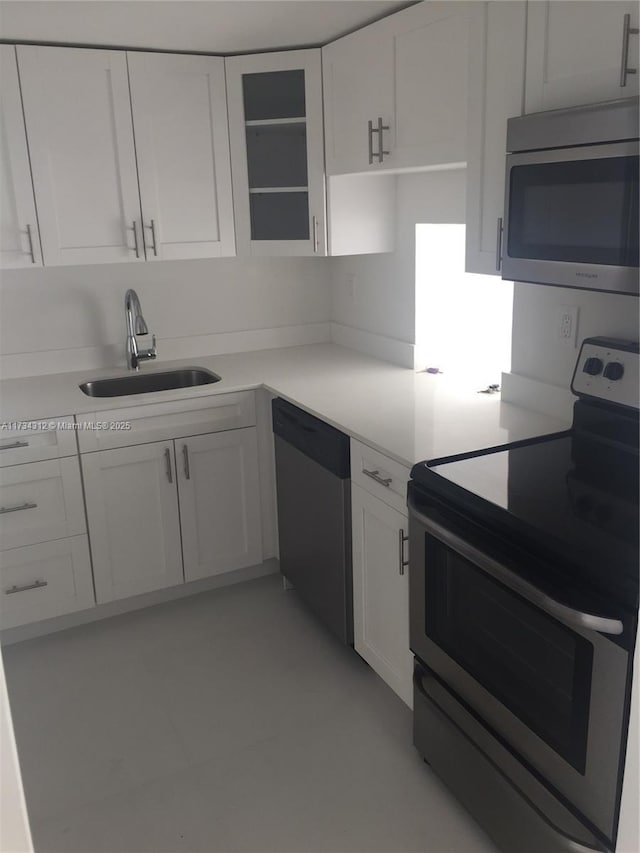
[408,498,624,636]
[495,217,503,271]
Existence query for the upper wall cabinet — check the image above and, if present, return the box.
[225,50,326,257]
[0,46,42,269]
[127,52,235,260]
[16,46,235,267]
[525,1,639,113]
[17,46,143,267]
[465,2,526,276]
[323,2,477,176]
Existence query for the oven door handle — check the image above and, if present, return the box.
[408,499,624,637]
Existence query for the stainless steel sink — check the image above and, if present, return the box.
[79,368,221,398]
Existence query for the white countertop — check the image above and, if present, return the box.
[0,344,571,467]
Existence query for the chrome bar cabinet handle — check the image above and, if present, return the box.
[398,529,409,576]
[132,220,140,258]
[182,444,190,480]
[362,468,392,488]
[0,501,38,515]
[26,223,36,263]
[0,441,29,451]
[146,219,158,257]
[496,216,503,272]
[408,498,624,636]
[368,119,374,165]
[5,579,47,595]
[376,117,390,163]
[164,448,173,483]
[312,215,319,253]
[620,13,639,87]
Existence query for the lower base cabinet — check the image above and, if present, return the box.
[178,428,262,582]
[351,482,413,707]
[81,427,262,604]
[81,440,184,603]
[0,536,94,629]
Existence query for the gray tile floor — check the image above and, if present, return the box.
[3,574,498,853]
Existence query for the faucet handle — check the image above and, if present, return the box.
[147,334,157,360]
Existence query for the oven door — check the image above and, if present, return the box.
[408,493,632,844]
[502,141,639,295]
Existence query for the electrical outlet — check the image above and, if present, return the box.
[559,305,579,347]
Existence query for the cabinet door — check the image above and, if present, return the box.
[226,49,326,256]
[0,46,42,269]
[177,428,262,582]
[465,2,526,276]
[351,484,412,708]
[386,1,473,171]
[17,46,143,266]
[322,27,394,176]
[127,52,235,261]
[525,2,639,112]
[82,442,183,603]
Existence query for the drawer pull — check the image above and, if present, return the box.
[164,448,173,484]
[0,441,29,451]
[0,501,38,515]
[182,444,190,480]
[5,579,48,595]
[362,468,392,487]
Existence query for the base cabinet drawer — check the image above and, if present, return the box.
[0,536,94,629]
[351,439,410,514]
[0,416,77,467]
[0,457,86,549]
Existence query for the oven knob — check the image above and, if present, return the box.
[603,361,624,381]
[582,357,604,376]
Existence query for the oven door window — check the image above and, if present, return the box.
[507,156,639,267]
[426,537,593,773]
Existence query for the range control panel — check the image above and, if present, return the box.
[571,337,639,410]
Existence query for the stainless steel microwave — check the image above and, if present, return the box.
[502,97,639,296]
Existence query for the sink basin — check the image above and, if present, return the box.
[79,368,221,398]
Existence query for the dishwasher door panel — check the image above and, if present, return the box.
[274,435,352,644]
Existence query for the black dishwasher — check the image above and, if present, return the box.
[272,398,353,645]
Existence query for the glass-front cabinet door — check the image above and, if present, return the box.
[225,49,326,256]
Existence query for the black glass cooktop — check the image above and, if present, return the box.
[410,432,639,604]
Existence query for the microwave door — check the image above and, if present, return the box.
[502,141,639,295]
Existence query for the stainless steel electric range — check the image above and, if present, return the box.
[408,337,639,853]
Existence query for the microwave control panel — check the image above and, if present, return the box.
[571,337,639,410]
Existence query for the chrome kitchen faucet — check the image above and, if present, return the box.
[124,289,157,371]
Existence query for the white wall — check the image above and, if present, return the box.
[0,257,331,378]
[511,283,640,388]
[330,169,466,366]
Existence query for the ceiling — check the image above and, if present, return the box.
[0,1,414,54]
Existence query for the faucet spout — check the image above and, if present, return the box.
[125,289,157,371]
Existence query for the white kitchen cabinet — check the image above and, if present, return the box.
[322,24,394,176]
[525,2,639,113]
[81,400,263,603]
[0,46,42,269]
[127,52,235,260]
[323,2,475,176]
[226,49,326,256]
[177,428,262,582]
[0,457,86,551]
[0,536,94,630]
[465,2,526,276]
[352,483,412,708]
[81,441,184,604]
[17,45,143,266]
